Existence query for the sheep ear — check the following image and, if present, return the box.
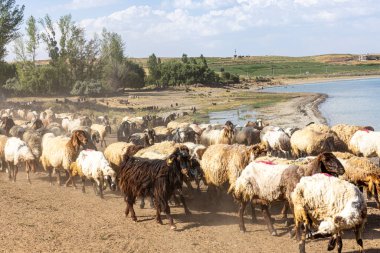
[72,131,79,148]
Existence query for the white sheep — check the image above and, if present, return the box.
[70,150,117,198]
[4,137,36,183]
[349,129,380,157]
[40,130,88,186]
[292,174,367,253]
[232,153,345,235]
[200,127,235,146]
[261,127,291,158]
[90,123,108,147]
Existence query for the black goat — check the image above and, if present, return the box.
[119,146,191,230]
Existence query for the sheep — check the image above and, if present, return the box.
[201,143,267,190]
[292,174,367,253]
[290,126,335,158]
[200,126,235,146]
[0,135,8,171]
[261,127,291,158]
[22,129,42,163]
[172,127,197,143]
[232,153,345,235]
[9,125,26,138]
[90,124,109,147]
[349,129,380,157]
[69,126,98,150]
[128,129,155,147]
[69,150,117,198]
[333,152,380,209]
[0,116,15,136]
[234,126,260,146]
[331,124,364,152]
[167,121,190,130]
[153,126,171,142]
[40,130,88,186]
[118,146,191,230]
[135,141,205,206]
[4,137,37,183]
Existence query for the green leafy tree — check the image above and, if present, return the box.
[147,53,161,85]
[25,15,39,62]
[0,0,24,60]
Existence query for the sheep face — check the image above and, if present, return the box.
[72,130,88,147]
[170,146,191,178]
[249,143,267,161]
[144,129,155,145]
[319,152,345,177]
[106,174,117,191]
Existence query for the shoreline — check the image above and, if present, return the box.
[255,92,327,128]
[252,74,380,127]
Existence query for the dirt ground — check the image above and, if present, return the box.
[1,136,380,253]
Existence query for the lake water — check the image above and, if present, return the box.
[209,106,257,126]
[264,78,380,129]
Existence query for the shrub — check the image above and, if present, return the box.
[70,80,103,96]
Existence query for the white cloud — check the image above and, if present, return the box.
[65,0,118,10]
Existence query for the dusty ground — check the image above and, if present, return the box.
[1,135,380,253]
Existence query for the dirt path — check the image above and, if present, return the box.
[1,167,379,253]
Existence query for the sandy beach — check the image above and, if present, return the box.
[256,92,327,128]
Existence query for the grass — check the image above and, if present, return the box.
[131,54,380,79]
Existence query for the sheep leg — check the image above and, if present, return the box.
[81,177,86,193]
[7,162,12,181]
[13,165,18,182]
[261,205,277,236]
[355,224,364,253]
[64,173,73,188]
[239,201,247,232]
[373,184,380,209]
[163,202,176,230]
[48,168,53,186]
[178,190,191,215]
[139,196,146,209]
[26,169,31,184]
[281,202,288,219]
[98,177,104,199]
[149,192,155,208]
[298,225,306,253]
[327,235,337,251]
[56,169,61,186]
[124,195,130,217]
[155,204,163,225]
[92,180,98,196]
[250,202,257,223]
[336,234,343,253]
[128,199,137,222]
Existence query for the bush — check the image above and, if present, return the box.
[255,76,272,82]
[70,80,103,96]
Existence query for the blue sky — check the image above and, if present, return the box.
[6,0,380,60]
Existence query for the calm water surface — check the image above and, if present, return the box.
[264,78,380,129]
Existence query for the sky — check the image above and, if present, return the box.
[5,0,380,61]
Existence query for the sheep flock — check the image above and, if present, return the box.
[1,106,380,253]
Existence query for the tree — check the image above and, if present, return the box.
[100,29,126,90]
[0,0,24,60]
[39,14,59,62]
[25,15,39,62]
[181,53,188,64]
[147,53,161,85]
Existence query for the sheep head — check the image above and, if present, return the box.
[316,152,345,177]
[71,130,88,150]
[248,143,267,161]
[168,146,191,178]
